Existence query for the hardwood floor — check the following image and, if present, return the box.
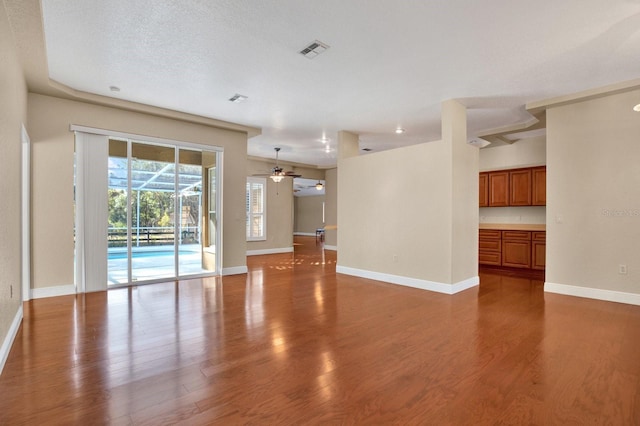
[1,236,639,424]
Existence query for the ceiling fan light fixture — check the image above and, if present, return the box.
[271,174,284,183]
[315,181,324,190]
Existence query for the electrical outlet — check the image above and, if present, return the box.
[619,264,627,275]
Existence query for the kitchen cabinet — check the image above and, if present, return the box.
[509,169,532,206]
[479,228,545,271]
[480,166,546,207]
[532,167,546,206]
[531,231,546,270]
[479,173,489,207]
[479,229,501,266]
[502,231,531,268]
[488,171,509,207]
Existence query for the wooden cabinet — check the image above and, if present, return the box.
[479,173,489,207]
[488,171,509,207]
[532,167,546,206]
[502,231,531,268]
[479,230,501,266]
[479,229,545,271]
[509,169,532,206]
[531,231,546,270]
[480,166,546,207]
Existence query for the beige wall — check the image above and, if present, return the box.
[324,168,337,247]
[27,93,249,288]
[246,158,294,252]
[546,89,640,294]
[337,100,477,287]
[445,100,479,284]
[294,195,325,234]
[479,135,546,171]
[338,141,455,283]
[0,1,28,353]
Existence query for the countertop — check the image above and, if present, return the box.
[479,223,546,231]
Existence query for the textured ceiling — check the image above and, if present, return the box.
[34,0,640,166]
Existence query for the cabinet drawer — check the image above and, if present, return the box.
[479,251,502,266]
[479,230,501,240]
[479,239,501,252]
[532,231,546,242]
[502,230,531,241]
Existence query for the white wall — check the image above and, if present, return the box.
[0,1,28,370]
[546,88,640,298]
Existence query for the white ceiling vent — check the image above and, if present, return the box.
[299,40,330,59]
[228,94,248,103]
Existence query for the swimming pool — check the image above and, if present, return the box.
[108,249,198,260]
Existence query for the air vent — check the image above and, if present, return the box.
[299,40,330,59]
[228,94,248,103]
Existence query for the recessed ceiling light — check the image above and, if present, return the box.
[633,104,640,112]
[299,40,330,59]
[109,86,120,92]
[320,137,329,144]
[228,94,248,103]
[395,128,405,134]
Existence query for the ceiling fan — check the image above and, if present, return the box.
[254,147,301,182]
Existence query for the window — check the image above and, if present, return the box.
[246,177,266,241]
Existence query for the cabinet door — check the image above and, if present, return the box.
[510,169,532,206]
[532,167,546,206]
[479,173,489,207]
[502,240,531,268]
[489,171,509,207]
[532,241,546,270]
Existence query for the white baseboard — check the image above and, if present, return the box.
[336,265,479,295]
[294,232,316,237]
[222,266,248,276]
[246,247,294,256]
[0,304,23,376]
[31,284,76,299]
[324,245,337,251]
[545,282,640,306]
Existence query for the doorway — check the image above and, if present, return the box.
[74,129,221,290]
[106,139,221,285]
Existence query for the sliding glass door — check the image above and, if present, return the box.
[106,138,220,286]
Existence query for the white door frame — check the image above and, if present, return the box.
[21,124,30,301]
